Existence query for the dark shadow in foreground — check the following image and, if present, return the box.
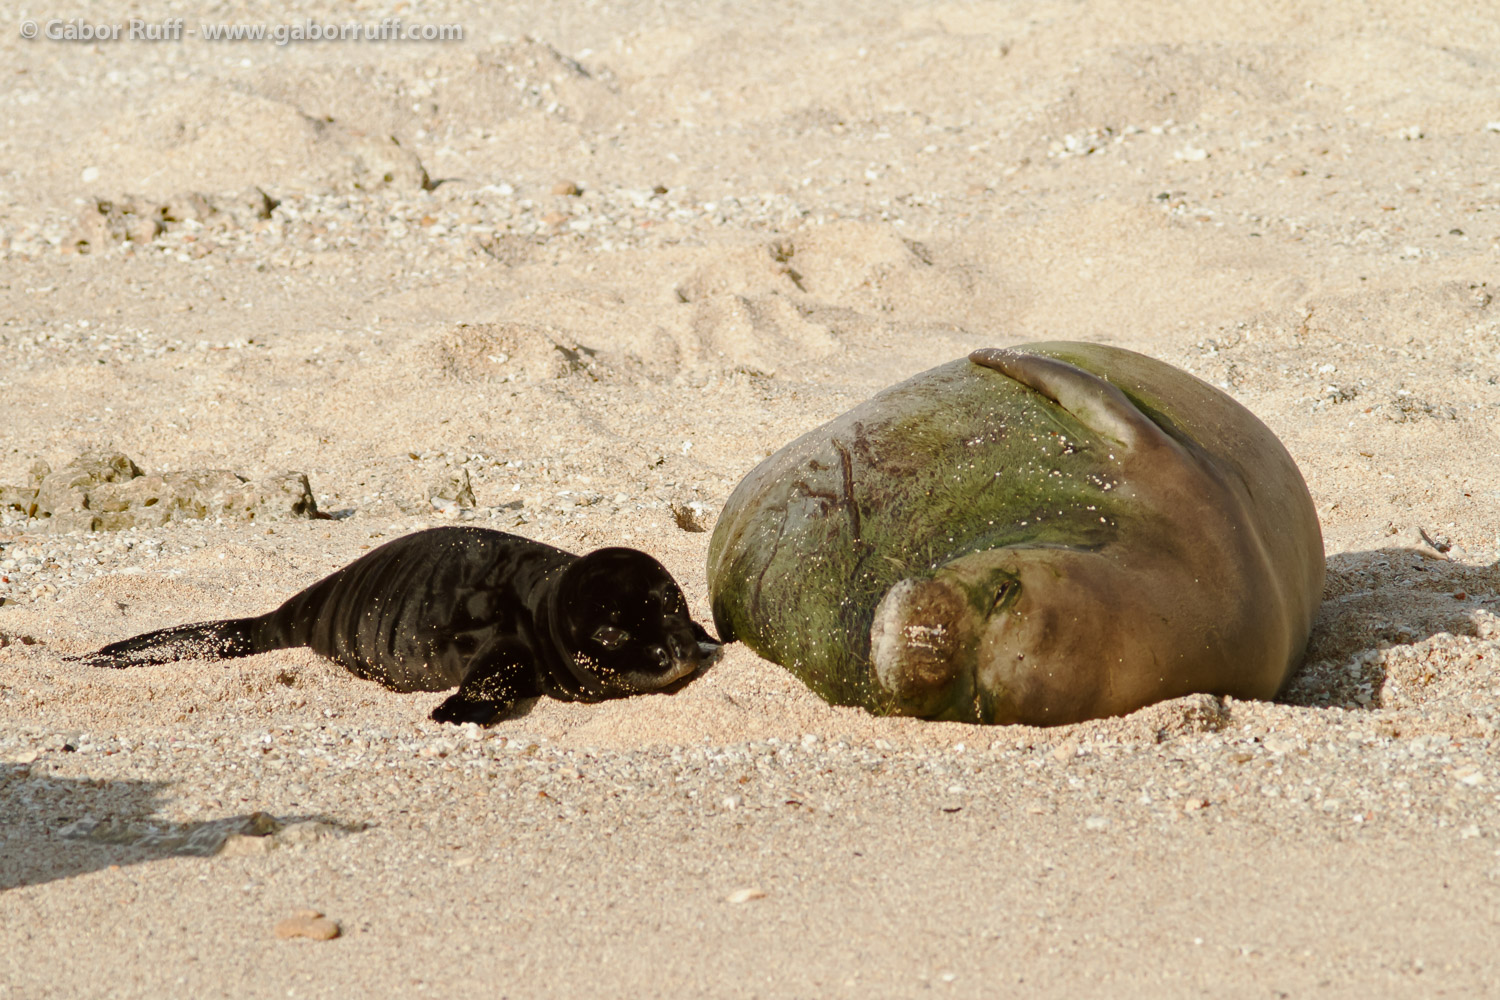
[0,764,353,891]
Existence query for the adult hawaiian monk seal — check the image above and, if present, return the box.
[77,526,719,724]
[707,342,1324,725]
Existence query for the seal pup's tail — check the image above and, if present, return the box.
[70,616,276,668]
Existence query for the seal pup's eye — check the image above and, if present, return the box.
[592,625,631,650]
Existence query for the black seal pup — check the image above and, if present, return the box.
[77,526,719,724]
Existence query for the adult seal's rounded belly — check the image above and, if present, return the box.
[706,342,1325,726]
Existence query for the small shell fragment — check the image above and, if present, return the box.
[274,910,341,941]
[726,887,767,904]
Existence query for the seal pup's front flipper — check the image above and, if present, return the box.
[968,347,1170,452]
[429,636,541,725]
[69,617,269,668]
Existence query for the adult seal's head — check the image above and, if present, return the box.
[539,547,716,702]
[707,342,1325,726]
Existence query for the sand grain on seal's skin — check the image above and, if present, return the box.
[2,0,1499,996]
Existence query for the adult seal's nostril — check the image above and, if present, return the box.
[869,576,976,718]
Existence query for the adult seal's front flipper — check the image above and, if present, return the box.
[968,347,1168,453]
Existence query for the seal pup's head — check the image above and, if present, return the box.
[542,547,719,701]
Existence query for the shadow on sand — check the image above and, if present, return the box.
[0,766,328,891]
[1278,547,1500,710]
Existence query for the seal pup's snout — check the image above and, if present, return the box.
[611,614,721,694]
[668,624,724,674]
[621,640,698,692]
[667,627,722,663]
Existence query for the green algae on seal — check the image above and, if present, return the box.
[706,342,1325,726]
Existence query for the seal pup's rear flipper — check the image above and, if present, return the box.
[969,347,1170,452]
[69,617,268,668]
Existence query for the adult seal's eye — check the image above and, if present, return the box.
[991,579,1018,614]
[591,625,631,650]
